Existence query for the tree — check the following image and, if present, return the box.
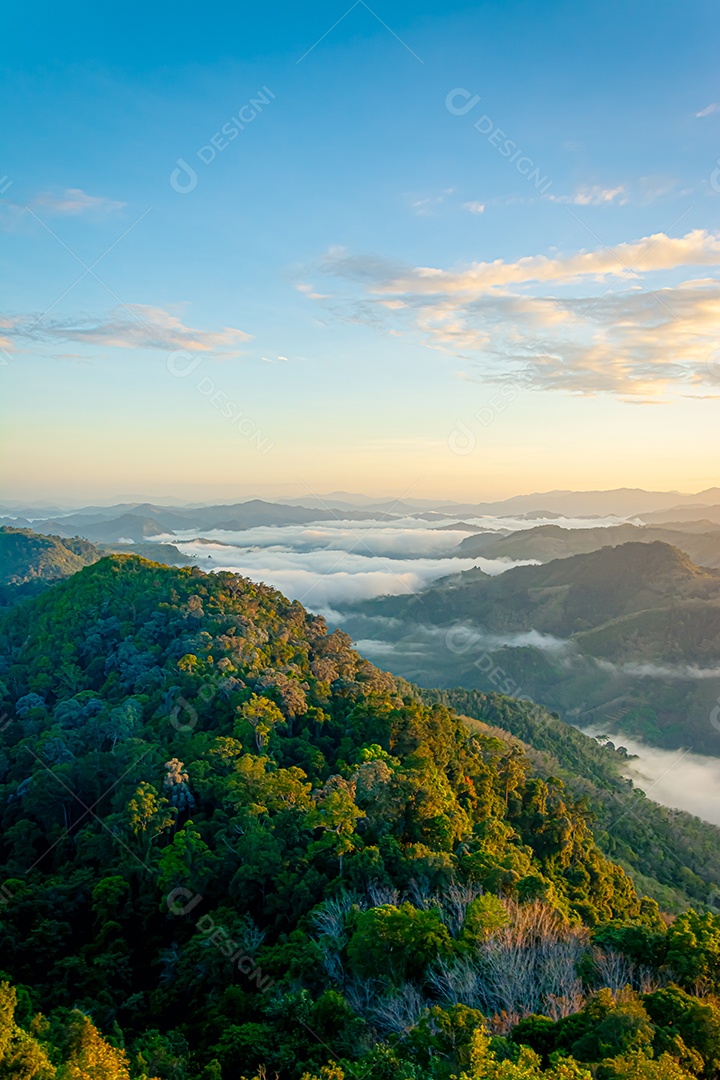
[666,910,720,992]
[157,822,215,895]
[347,903,452,982]
[596,1050,694,1080]
[125,782,175,856]
[0,982,55,1079]
[236,695,285,753]
[307,785,365,875]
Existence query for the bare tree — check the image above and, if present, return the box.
[236,916,266,957]
[311,890,361,939]
[430,900,588,1023]
[346,975,381,1018]
[593,948,636,994]
[439,881,484,937]
[373,983,427,1035]
[311,890,365,987]
[367,880,400,908]
[407,877,439,910]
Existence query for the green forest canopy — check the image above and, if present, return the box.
[0,556,718,1078]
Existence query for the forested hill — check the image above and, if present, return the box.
[420,687,720,913]
[358,541,720,636]
[345,542,720,753]
[0,525,100,606]
[0,555,719,1079]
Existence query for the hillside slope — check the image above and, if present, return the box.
[457,523,720,568]
[0,526,101,606]
[419,686,720,913]
[361,542,720,637]
[343,544,720,752]
[1,556,716,1078]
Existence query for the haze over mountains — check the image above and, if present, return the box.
[5,485,720,523]
[4,486,720,769]
[341,542,720,757]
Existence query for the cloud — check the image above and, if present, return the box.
[361,229,720,296]
[408,188,456,216]
[585,726,720,826]
[34,189,126,215]
[439,622,571,654]
[547,185,627,206]
[155,518,536,610]
[0,189,126,229]
[1,305,252,354]
[596,659,720,680]
[463,201,486,214]
[696,103,720,118]
[165,518,491,559]
[300,232,720,398]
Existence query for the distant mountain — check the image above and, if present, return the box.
[28,498,403,539]
[457,522,720,568]
[343,543,720,753]
[366,542,720,636]
[276,486,720,517]
[0,527,101,606]
[640,504,720,525]
[465,487,720,518]
[76,513,168,543]
[97,540,197,565]
[10,489,720,540]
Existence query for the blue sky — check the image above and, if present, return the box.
[2,0,720,504]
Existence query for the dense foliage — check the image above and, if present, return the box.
[0,528,100,608]
[0,556,717,1078]
[422,688,720,913]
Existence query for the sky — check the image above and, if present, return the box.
[2,0,720,504]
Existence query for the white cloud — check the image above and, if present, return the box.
[1,305,252,354]
[463,201,486,214]
[34,189,126,215]
[547,185,627,206]
[155,518,535,610]
[408,188,456,216]
[0,188,126,231]
[370,229,720,296]
[696,103,720,118]
[300,232,720,398]
[585,727,720,826]
[596,660,720,680]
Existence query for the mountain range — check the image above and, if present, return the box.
[5,487,720,540]
[455,523,720,568]
[343,542,720,754]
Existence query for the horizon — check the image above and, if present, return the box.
[3,0,720,502]
[4,481,720,515]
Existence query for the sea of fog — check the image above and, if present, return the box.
[583,727,720,826]
[152,516,541,610]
